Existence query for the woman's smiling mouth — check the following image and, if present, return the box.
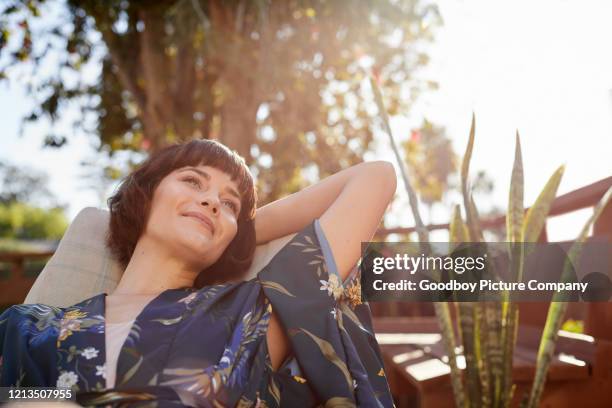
[183,212,215,235]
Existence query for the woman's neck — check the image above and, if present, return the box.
[112,235,197,296]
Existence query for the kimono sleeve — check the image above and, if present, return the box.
[0,305,54,387]
[257,219,394,408]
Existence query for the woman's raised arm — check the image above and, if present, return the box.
[255,160,397,282]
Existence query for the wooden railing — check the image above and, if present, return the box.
[0,251,53,306]
[375,175,612,242]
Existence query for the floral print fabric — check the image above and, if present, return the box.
[0,219,394,407]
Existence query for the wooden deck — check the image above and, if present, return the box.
[370,176,612,406]
[373,316,612,407]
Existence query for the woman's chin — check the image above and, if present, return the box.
[180,223,213,242]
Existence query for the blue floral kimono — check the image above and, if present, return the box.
[0,220,394,407]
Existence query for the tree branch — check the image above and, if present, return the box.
[173,27,196,138]
[139,6,173,145]
[89,12,146,113]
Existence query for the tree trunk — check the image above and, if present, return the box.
[219,74,258,164]
[139,7,172,151]
[207,1,260,163]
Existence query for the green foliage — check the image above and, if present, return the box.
[0,201,68,240]
[372,75,466,407]
[450,122,608,408]
[560,318,583,334]
[0,160,68,241]
[0,238,41,252]
[1,0,443,204]
[402,119,457,205]
[523,186,611,408]
[401,118,495,227]
[0,161,54,206]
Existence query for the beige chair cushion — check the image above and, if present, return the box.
[24,207,295,307]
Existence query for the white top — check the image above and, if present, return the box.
[103,294,196,406]
[105,319,135,389]
[104,293,158,389]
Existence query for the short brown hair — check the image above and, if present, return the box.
[105,139,258,288]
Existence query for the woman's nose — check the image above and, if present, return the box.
[200,197,220,215]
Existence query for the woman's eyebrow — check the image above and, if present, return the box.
[179,167,241,202]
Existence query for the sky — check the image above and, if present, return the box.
[1,0,611,242]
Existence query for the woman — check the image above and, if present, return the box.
[0,139,397,407]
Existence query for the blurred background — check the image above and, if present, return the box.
[1,1,611,406]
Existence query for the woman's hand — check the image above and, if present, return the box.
[255,161,397,282]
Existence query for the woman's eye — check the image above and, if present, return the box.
[223,200,239,214]
[184,176,201,188]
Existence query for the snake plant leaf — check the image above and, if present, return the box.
[522,165,565,243]
[524,186,612,408]
[485,301,504,407]
[501,303,518,408]
[429,208,467,405]
[434,301,467,408]
[469,193,500,408]
[371,75,465,407]
[459,301,479,407]
[460,114,482,243]
[468,192,485,243]
[450,204,469,244]
[369,75,430,247]
[500,132,524,407]
[461,112,476,196]
[476,303,492,408]
[472,303,488,407]
[451,206,480,407]
[507,131,524,243]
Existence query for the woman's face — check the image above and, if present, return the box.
[144,164,243,271]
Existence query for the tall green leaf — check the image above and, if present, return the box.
[506,132,524,243]
[500,132,524,407]
[434,301,467,408]
[485,300,503,408]
[523,186,612,408]
[450,205,471,408]
[451,203,482,408]
[370,76,430,248]
[522,165,565,244]
[370,76,464,407]
[460,113,483,243]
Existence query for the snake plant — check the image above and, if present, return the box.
[370,77,612,408]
